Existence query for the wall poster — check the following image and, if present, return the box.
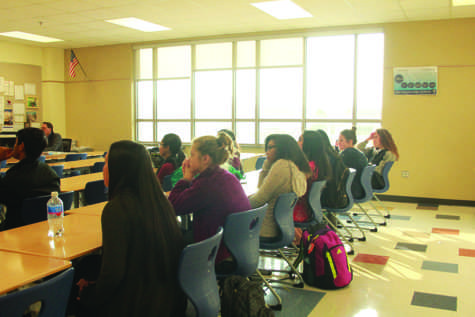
[393,66,437,95]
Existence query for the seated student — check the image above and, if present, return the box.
[41,122,63,151]
[0,128,60,230]
[218,129,243,173]
[77,140,185,317]
[338,128,368,199]
[156,133,186,184]
[357,128,399,189]
[217,131,244,180]
[316,129,349,209]
[168,134,251,265]
[249,134,309,239]
[294,131,332,222]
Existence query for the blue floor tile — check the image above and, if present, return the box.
[421,260,458,273]
[435,214,460,220]
[395,242,427,252]
[390,215,411,220]
[411,291,457,311]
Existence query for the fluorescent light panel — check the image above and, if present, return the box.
[251,0,312,20]
[0,31,63,43]
[452,0,475,6]
[105,17,170,32]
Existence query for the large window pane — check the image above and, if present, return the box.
[157,121,191,143]
[157,79,190,119]
[260,38,303,66]
[237,41,256,68]
[236,122,255,144]
[356,33,384,119]
[306,35,355,119]
[195,122,232,138]
[137,122,154,142]
[137,48,153,79]
[195,71,232,119]
[260,68,303,119]
[259,122,302,144]
[137,81,153,119]
[236,69,256,119]
[157,46,191,78]
[305,122,352,146]
[196,43,232,69]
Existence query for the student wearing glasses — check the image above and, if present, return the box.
[249,134,309,240]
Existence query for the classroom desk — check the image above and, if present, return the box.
[242,170,260,196]
[0,214,102,261]
[66,202,107,216]
[0,251,71,295]
[6,151,105,164]
[61,172,103,207]
[1,157,105,173]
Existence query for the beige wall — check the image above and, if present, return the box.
[64,18,474,201]
[64,44,133,151]
[0,41,65,135]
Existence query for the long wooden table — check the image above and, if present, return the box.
[60,172,104,207]
[66,202,107,216]
[1,157,105,173]
[6,151,105,164]
[0,251,71,295]
[0,214,102,261]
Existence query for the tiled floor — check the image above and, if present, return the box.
[262,201,475,316]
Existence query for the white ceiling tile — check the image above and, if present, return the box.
[405,7,452,19]
[399,0,450,10]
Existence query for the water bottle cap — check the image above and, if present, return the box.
[51,191,58,197]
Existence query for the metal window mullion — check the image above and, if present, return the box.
[255,40,260,146]
[232,41,237,135]
[153,48,158,144]
[191,45,196,140]
[133,50,139,141]
[302,36,307,132]
[352,34,358,129]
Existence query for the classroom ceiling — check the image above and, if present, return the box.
[0,0,474,48]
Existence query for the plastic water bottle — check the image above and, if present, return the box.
[47,192,64,238]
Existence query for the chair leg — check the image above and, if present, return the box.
[373,194,391,218]
[255,269,282,311]
[323,212,353,240]
[356,203,380,229]
[322,213,355,254]
[277,249,304,288]
[345,214,367,241]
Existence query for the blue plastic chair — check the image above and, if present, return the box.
[84,180,108,205]
[259,192,302,309]
[0,268,74,317]
[21,191,74,226]
[178,227,223,317]
[65,153,83,162]
[0,160,6,168]
[352,165,384,228]
[91,161,105,173]
[370,161,394,218]
[255,157,266,170]
[294,180,326,229]
[38,155,46,163]
[51,165,64,178]
[162,174,173,191]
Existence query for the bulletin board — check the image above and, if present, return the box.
[0,63,42,133]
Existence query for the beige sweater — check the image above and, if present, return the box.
[249,159,307,238]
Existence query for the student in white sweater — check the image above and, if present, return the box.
[249,134,310,239]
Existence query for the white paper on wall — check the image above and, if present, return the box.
[24,83,36,95]
[14,85,24,100]
[0,77,4,93]
[8,81,14,96]
[13,103,25,115]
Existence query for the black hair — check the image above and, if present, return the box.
[340,129,357,145]
[316,129,338,156]
[107,140,184,278]
[16,128,47,159]
[161,133,186,169]
[301,130,332,180]
[42,122,54,135]
[264,134,311,175]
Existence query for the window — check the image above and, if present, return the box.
[135,32,383,145]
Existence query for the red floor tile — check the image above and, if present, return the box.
[432,228,459,235]
[353,253,389,265]
[459,248,475,257]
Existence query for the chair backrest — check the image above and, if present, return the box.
[373,161,394,194]
[308,180,327,224]
[65,153,82,161]
[38,155,46,163]
[223,204,268,277]
[178,228,223,317]
[0,160,6,168]
[91,161,105,173]
[51,165,64,178]
[354,165,376,203]
[84,180,108,205]
[62,138,72,152]
[255,157,266,170]
[324,168,356,213]
[21,191,75,225]
[162,174,173,191]
[0,268,74,317]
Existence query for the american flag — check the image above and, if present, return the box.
[69,50,79,78]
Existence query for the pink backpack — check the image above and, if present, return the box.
[301,226,352,289]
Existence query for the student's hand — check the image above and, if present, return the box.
[366,132,376,142]
[0,147,13,161]
[182,158,193,181]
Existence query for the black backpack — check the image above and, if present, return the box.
[220,276,274,317]
[322,156,350,209]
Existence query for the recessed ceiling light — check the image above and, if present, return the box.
[105,17,170,32]
[251,0,312,20]
[0,31,63,43]
[452,0,475,6]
